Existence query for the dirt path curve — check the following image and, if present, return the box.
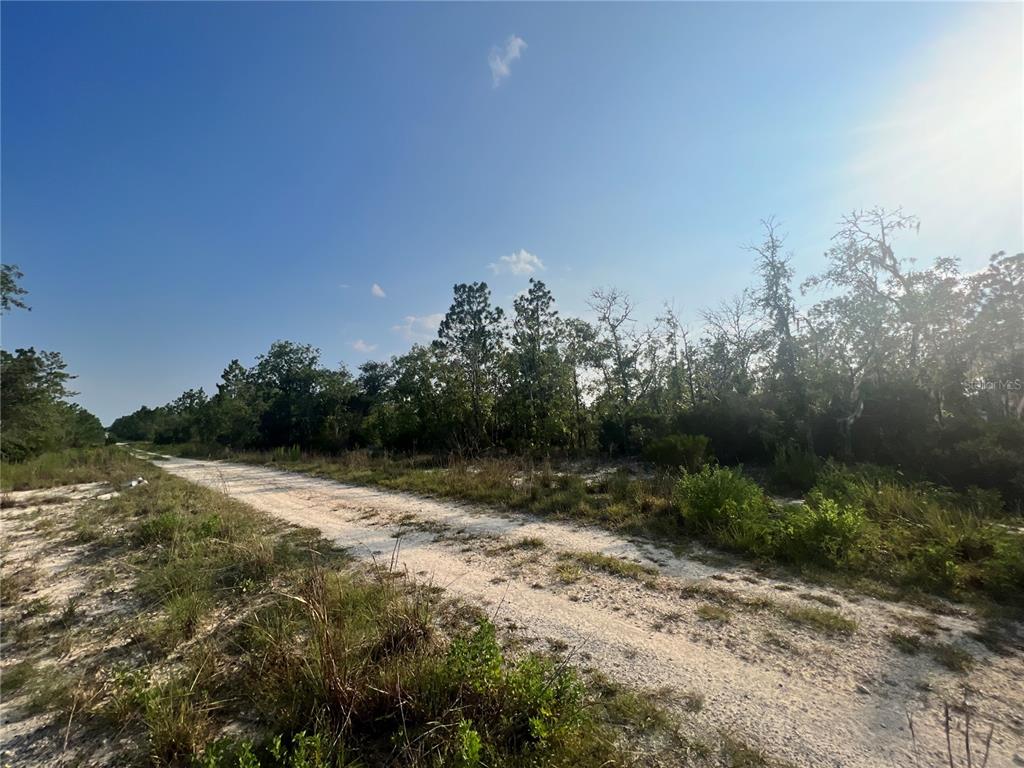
[147,454,1024,768]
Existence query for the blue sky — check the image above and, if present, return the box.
[2,2,1021,425]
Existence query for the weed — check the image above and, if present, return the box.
[499,535,546,552]
[681,691,705,713]
[554,562,583,584]
[514,535,546,550]
[59,595,83,629]
[782,606,856,636]
[1,567,38,605]
[0,660,37,696]
[1,447,142,491]
[644,434,710,473]
[888,631,923,654]
[797,592,840,608]
[564,551,658,581]
[928,642,973,673]
[719,734,778,767]
[158,445,1024,607]
[762,631,794,652]
[696,604,732,624]
[770,444,819,493]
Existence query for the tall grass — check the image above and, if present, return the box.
[1,446,142,491]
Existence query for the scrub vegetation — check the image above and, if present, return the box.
[4,450,780,767]
[148,446,1024,608]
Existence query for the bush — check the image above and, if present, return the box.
[673,395,783,464]
[806,462,1024,601]
[673,465,771,532]
[643,434,710,473]
[773,498,865,567]
[443,620,587,758]
[770,443,819,493]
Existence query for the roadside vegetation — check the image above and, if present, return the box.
[1,445,141,491]
[2,448,781,767]
[149,443,1024,609]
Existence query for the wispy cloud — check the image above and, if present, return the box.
[339,283,351,289]
[489,35,527,88]
[351,339,377,353]
[489,249,544,276]
[371,283,386,298]
[392,313,445,342]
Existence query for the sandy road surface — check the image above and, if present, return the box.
[148,454,1024,767]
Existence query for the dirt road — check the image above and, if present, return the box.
[149,454,1024,767]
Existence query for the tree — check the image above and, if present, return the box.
[434,282,505,451]
[1,263,30,313]
[507,279,567,449]
[966,251,1024,419]
[804,207,922,377]
[657,304,698,409]
[1,347,103,459]
[558,318,599,452]
[751,218,801,399]
[699,290,766,399]
[588,288,641,408]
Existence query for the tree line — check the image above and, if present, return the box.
[107,208,1024,505]
[1,264,106,460]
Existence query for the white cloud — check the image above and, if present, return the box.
[489,249,545,276]
[489,35,527,88]
[339,283,351,289]
[351,339,377,353]
[371,283,386,298]
[392,313,445,342]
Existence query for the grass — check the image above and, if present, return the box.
[514,535,546,550]
[696,604,732,624]
[0,660,38,697]
[1,566,38,605]
[887,632,975,672]
[5,448,757,768]
[888,631,923,654]
[563,551,659,582]
[497,535,547,553]
[553,562,583,584]
[928,642,974,673]
[148,443,1024,610]
[1,446,141,491]
[796,592,840,608]
[781,606,857,636]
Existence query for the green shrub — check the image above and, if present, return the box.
[444,621,587,757]
[643,434,710,473]
[773,499,865,567]
[804,462,1024,601]
[770,444,819,493]
[673,465,771,532]
[905,542,960,593]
